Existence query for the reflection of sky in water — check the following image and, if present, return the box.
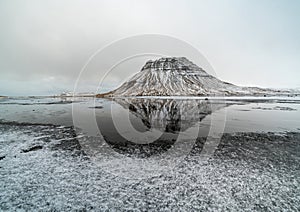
[225,103,300,132]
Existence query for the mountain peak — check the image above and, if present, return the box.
[141,57,201,72]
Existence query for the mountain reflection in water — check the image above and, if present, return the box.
[96,98,228,157]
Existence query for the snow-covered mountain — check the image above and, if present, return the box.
[97,57,289,97]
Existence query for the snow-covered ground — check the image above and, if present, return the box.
[0,123,299,210]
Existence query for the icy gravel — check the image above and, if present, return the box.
[0,123,299,211]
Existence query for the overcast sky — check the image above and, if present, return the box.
[0,0,300,96]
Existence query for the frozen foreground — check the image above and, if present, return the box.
[0,97,300,210]
[0,124,299,210]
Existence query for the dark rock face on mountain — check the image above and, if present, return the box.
[97,57,285,97]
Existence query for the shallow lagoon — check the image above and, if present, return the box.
[1,96,299,133]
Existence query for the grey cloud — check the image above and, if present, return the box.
[0,0,299,95]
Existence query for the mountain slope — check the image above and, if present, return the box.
[98,57,286,97]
